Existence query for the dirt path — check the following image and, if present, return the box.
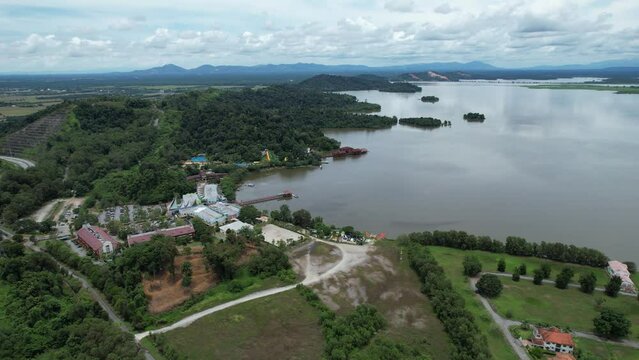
[135,238,373,341]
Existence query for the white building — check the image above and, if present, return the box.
[531,327,574,354]
[607,261,636,294]
[203,184,219,203]
[220,220,253,233]
[180,205,226,226]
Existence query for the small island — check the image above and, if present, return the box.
[399,117,451,128]
[463,112,486,122]
[421,96,439,103]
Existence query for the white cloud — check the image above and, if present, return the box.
[17,34,61,54]
[434,3,456,15]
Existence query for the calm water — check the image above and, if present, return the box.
[238,83,639,261]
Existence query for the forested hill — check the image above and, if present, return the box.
[0,85,394,222]
[298,74,421,93]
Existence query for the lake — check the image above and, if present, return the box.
[238,83,639,261]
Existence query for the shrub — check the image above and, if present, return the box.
[541,263,552,279]
[477,274,503,298]
[512,269,520,282]
[533,269,544,285]
[497,258,506,272]
[605,276,622,297]
[593,308,631,339]
[519,263,527,276]
[555,268,574,289]
[463,255,482,277]
[579,272,597,294]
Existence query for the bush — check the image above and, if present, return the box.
[497,258,506,272]
[533,269,544,285]
[555,268,574,290]
[593,307,631,339]
[605,276,622,297]
[579,272,597,294]
[477,274,503,297]
[519,263,527,276]
[463,255,482,277]
[512,269,520,282]
[540,263,552,279]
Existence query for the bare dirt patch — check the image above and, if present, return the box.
[143,247,217,314]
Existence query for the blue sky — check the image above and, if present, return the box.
[0,0,638,72]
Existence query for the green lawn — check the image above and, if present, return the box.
[489,279,639,341]
[428,246,627,287]
[575,337,639,360]
[163,289,324,360]
[429,246,534,360]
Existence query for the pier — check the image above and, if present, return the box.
[236,191,293,206]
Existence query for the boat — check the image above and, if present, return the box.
[246,183,255,187]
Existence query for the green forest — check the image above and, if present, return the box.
[299,74,421,93]
[399,117,450,128]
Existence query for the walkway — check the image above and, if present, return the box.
[0,155,35,169]
[135,238,371,341]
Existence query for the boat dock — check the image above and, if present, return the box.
[235,191,293,206]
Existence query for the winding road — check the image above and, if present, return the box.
[135,239,370,341]
[0,155,35,169]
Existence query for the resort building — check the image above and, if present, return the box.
[76,225,119,256]
[203,184,220,203]
[180,205,226,226]
[168,193,202,213]
[607,261,636,293]
[210,202,240,219]
[531,327,574,354]
[220,220,254,233]
[127,225,196,246]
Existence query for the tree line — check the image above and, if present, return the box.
[398,230,609,268]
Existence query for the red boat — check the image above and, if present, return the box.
[331,146,368,158]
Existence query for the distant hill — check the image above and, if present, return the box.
[395,71,474,82]
[298,74,421,93]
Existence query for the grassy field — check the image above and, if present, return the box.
[163,289,324,360]
[489,279,639,341]
[313,240,453,359]
[526,84,639,94]
[575,337,639,360]
[139,338,167,360]
[428,246,635,287]
[429,246,525,360]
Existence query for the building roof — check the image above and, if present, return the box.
[204,184,219,202]
[220,220,253,233]
[538,327,574,347]
[127,225,195,246]
[77,225,118,253]
[608,261,630,274]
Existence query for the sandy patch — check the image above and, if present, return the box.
[262,224,303,245]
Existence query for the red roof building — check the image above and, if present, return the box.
[76,225,119,256]
[127,225,196,246]
[531,327,575,354]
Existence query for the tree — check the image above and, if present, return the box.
[541,263,552,279]
[476,274,503,298]
[533,269,544,285]
[292,209,312,228]
[182,246,192,257]
[518,263,527,276]
[623,261,636,274]
[512,268,520,282]
[191,217,211,242]
[463,255,482,277]
[579,272,597,294]
[181,261,193,287]
[238,205,261,224]
[278,205,292,223]
[593,308,631,339]
[555,268,574,289]
[497,258,506,272]
[605,276,622,297]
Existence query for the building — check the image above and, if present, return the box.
[531,327,574,354]
[607,261,636,294]
[203,184,219,203]
[127,225,196,246]
[76,225,119,256]
[180,205,226,226]
[220,220,253,233]
[168,193,202,213]
[210,202,240,219]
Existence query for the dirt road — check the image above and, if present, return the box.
[0,155,35,169]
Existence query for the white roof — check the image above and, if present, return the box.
[204,184,218,202]
[220,220,253,233]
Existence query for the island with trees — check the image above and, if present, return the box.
[463,112,486,122]
[421,96,439,103]
[399,117,451,128]
[298,74,421,93]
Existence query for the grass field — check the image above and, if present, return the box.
[163,289,324,360]
[489,279,639,341]
[526,84,639,94]
[428,246,635,287]
[313,240,453,359]
[575,337,639,360]
[429,246,524,359]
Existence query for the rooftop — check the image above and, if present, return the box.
[220,220,253,233]
[127,225,196,246]
[538,327,574,347]
[77,225,118,253]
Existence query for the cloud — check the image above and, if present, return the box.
[434,3,456,15]
[17,34,61,54]
[109,16,146,31]
[68,37,112,57]
[384,0,415,13]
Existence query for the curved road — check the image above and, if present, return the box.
[135,239,370,341]
[0,155,35,169]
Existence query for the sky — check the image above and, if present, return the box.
[1,0,638,73]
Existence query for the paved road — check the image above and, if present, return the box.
[485,272,636,297]
[135,238,371,341]
[0,155,35,169]
[470,278,531,360]
[470,276,639,356]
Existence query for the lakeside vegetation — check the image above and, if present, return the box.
[463,112,486,122]
[399,117,450,128]
[299,74,422,93]
[421,96,439,103]
[526,84,639,94]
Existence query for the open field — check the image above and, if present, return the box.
[143,246,216,314]
[429,246,521,359]
[576,337,639,360]
[489,279,639,341]
[526,84,639,94]
[428,246,638,287]
[312,240,453,358]
[163,289,324,360]
[261,223,303,245]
